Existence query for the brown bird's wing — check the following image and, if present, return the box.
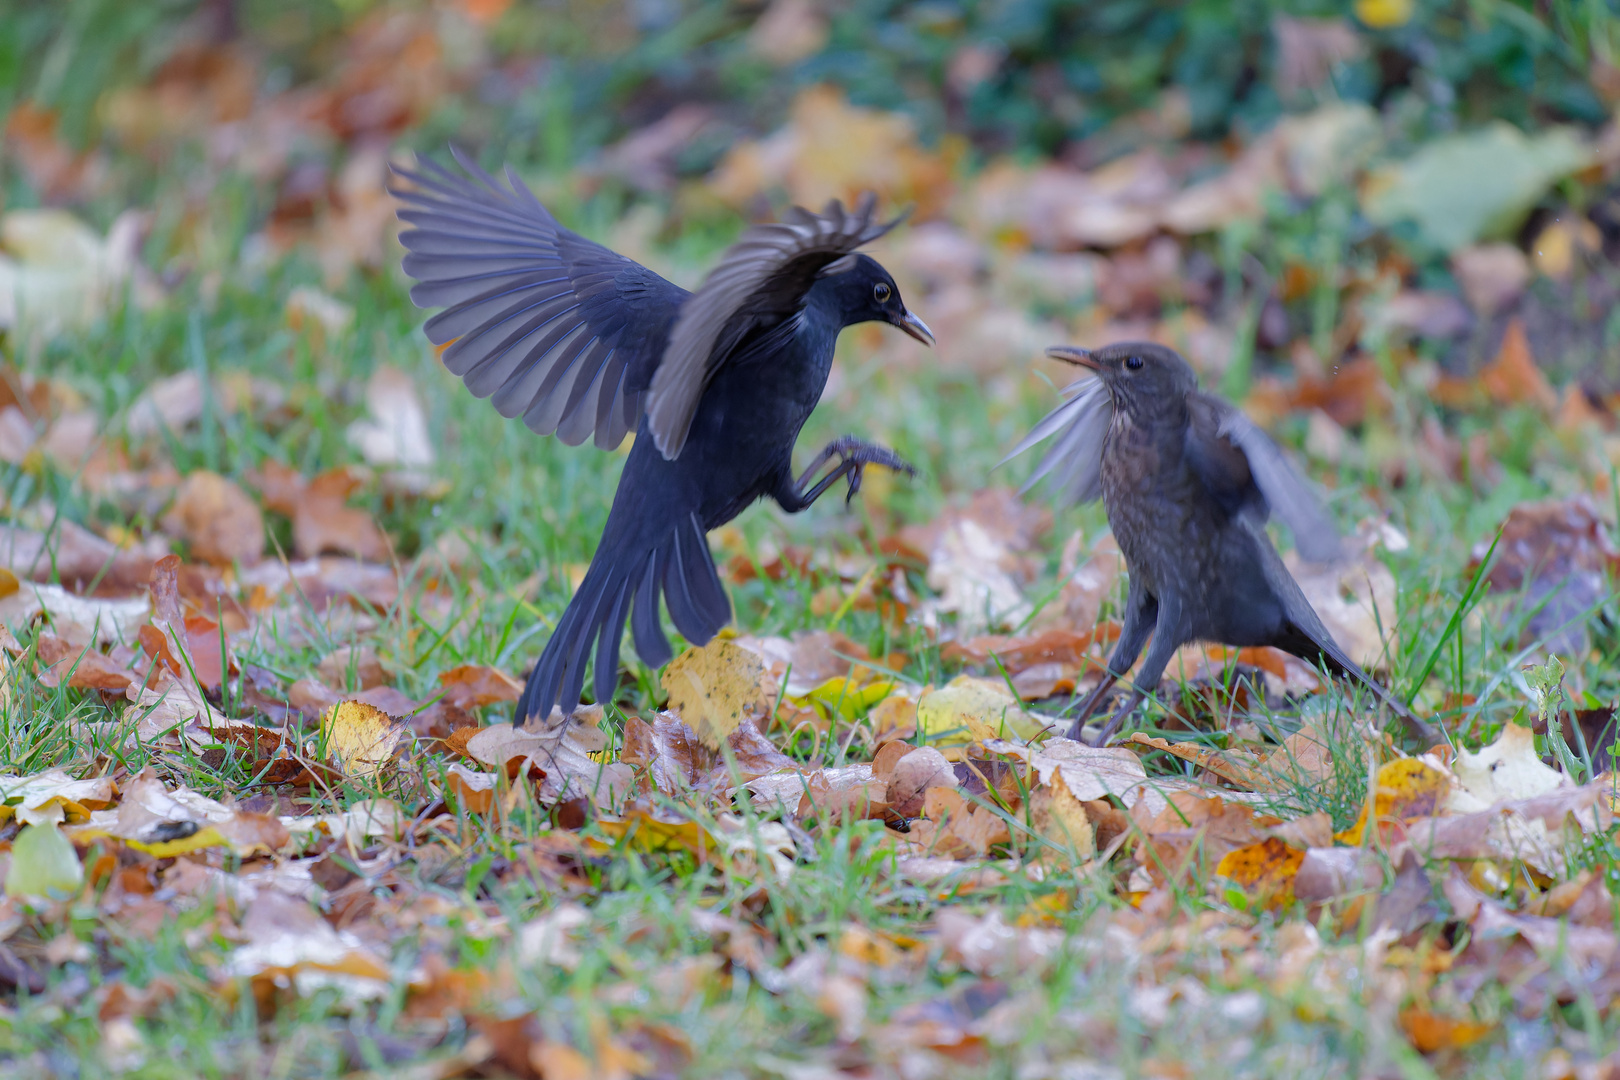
[647,194,901,459]
[391,150,687,450]
[999,374,1111,504]
[1185,392,1343,563]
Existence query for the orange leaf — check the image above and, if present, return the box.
[1215,837,1305,910]
[1478,318,1555,412]
[1336,758,1452,846]
[1398,1007,1494,1053]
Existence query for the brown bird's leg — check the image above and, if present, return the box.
[785,436,916,509]
[1065,581,1156,740]
[1087,594,1184,747]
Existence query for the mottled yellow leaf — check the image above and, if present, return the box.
[320,701,405,779]
[661,639,769,750]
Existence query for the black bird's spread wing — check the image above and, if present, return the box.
[391,151,688,450]
[1185,392,1343,563]
[998,374,1111,504]
[647,193,900,459]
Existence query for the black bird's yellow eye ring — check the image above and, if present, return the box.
[873,282,891,303]
[1125,355,1144,371]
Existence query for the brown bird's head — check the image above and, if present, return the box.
[1045,341,1195,418]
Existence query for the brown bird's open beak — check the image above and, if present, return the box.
[893,309,935,346]
[1046,345,1098,370]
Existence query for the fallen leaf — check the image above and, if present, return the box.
[1128,734,1276,791]
[1449,722,1566,809]
[5,818,82,901]
[1027,768,1096,862]
[1362,123,1589,252]
[346,365,434,468]
[916,676,1051,744]
[1338,758,1453,845]
[320,701,405,779]
[1478,318,1556,413]
[1216,837,1305,910]
[1398,1008,1494,1053]
[661,638,770,749]
[162,471,264,566]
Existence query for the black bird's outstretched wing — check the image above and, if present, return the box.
[998,374,1110,504]
[1184,393,1343,563]
[391,150,688,450]
[647,193,902,459]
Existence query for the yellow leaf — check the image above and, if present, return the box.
[320,701,405,779]
[802,676,896,719]
[916,675,1048,745]
[0,568,17,600]
[1028,768,1096,862]
[124,824,227,858]
[1337,758,1452,845]
[1354,0,1412,29]
[594,812,713,857]
[1216,837,1305,911]
[661,639,769,750]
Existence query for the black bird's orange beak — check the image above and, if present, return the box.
[1046,345,1098,371]
[893,309,935,346]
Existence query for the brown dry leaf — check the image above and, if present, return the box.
[1478,318,1556,412]
[249,459,307,517]
[1471,495,1618,654]
[221,891,391,1002]
[162,471,264,567]
[1451,243,1530,316]
[1027,768,1096,861]
[468,716,633,810]
[294,468,390,562]
[444,761,500,815]
[621,713,705,793]
[36,633,140,692]
[1127,734,1276,791]
[708,84,955,217]
[661,638,770,749]
[795,764,888,824]
[987,737,1151,805]
[438,664,523,708]
[126,371,206,439]
[1135,791,1276,887]
[319,701,405,779]
[909,787,1011,859]
[883,746,958,819]
[316,645,388,692]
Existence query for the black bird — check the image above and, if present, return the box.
[392,153,933,723]
[1005,342,1439,748]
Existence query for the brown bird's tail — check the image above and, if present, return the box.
[1274,619,1442,749]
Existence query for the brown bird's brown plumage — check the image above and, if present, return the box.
[1005,341,1440,748]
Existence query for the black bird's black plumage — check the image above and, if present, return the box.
[1005,342,1440,748]
[392,152,934,723]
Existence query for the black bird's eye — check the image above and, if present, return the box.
[873,282,891,303]
[1125,355,1144,371]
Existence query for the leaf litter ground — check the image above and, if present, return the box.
[8,5,1620,1078]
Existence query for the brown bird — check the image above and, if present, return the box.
[1005,342,1440,748]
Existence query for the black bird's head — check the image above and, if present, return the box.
[1046,341,1195,416]
[818,254,934,345]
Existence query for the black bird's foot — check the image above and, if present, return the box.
[796,436,917,506]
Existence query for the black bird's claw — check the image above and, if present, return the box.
[796,436,917,507]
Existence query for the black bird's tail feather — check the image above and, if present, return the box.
[1275,618,1442,748]
[517,512,730,724]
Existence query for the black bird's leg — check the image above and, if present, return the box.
[1065,581,1156,740]
[1087,593,1185,747]
[777,435,916,511]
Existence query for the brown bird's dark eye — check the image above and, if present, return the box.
[873,282,891,303]
[1125,355,1143,370]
